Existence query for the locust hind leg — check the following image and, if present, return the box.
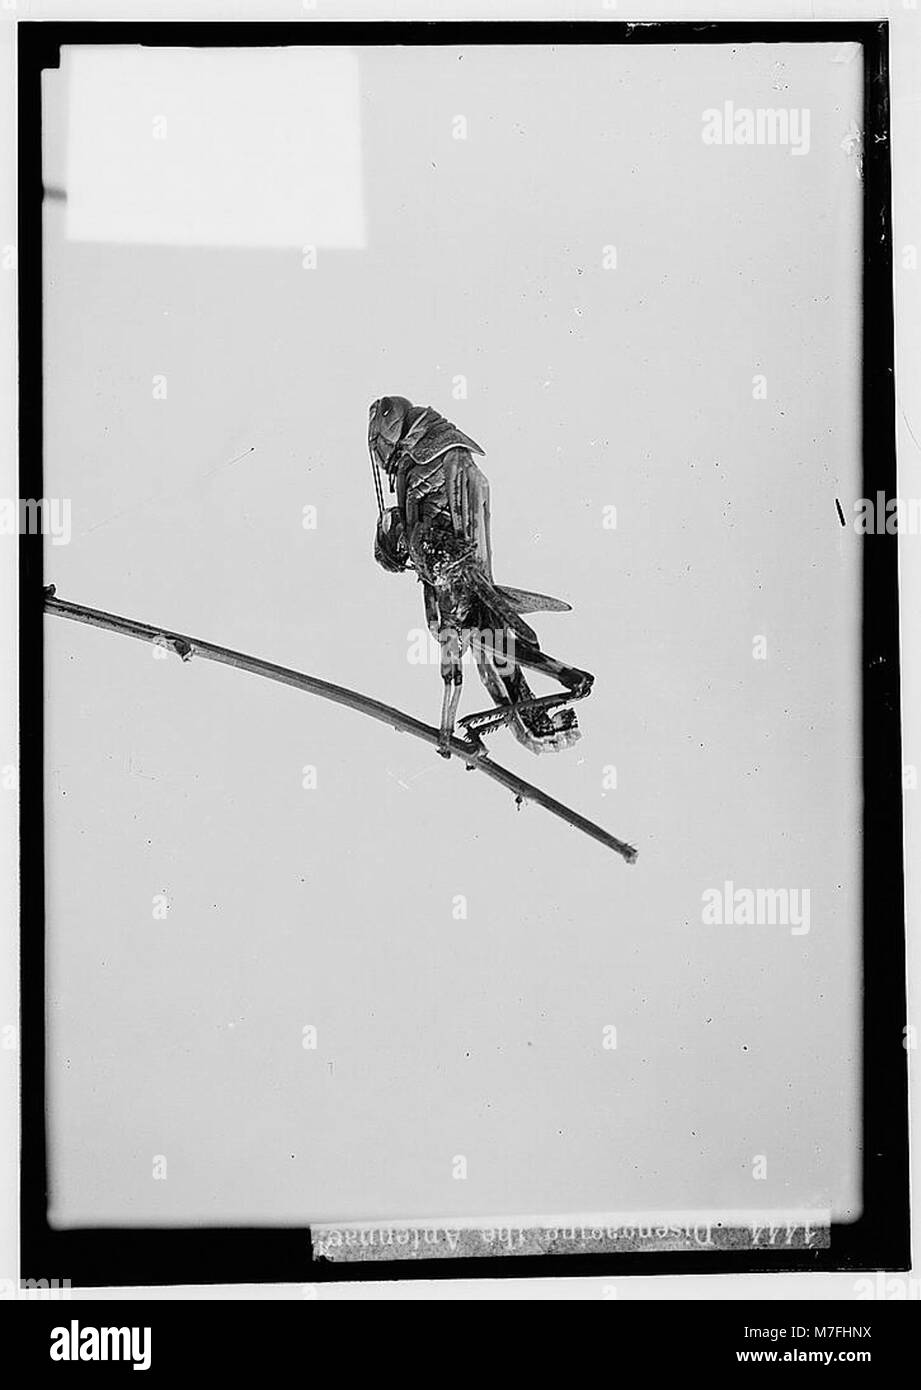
[467,644,527,730]
[513,643,594,700]
[464,637,593,752]
[467,643,552,753]
[503,645,594,743]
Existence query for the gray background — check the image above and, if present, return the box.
[42,41,862,1226]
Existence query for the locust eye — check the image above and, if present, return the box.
[371,396,409,445]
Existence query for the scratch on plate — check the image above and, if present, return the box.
[899,402,921,458]
[840,121,864,181]
[83,447,256,535]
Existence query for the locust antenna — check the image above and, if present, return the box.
[368,436,385,519]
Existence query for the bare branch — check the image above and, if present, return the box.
[43,588,637,864]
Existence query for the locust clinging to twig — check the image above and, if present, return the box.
[369,395,594,758]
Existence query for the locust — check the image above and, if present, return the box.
[369,396,594,758]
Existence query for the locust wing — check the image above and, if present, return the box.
[445,451,494,578]
[496,586,572,615]
[445,453,573,642]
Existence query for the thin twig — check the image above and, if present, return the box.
[42,588,638,863]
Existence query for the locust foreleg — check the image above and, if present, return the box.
[437,629,464,758]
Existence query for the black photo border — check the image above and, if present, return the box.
[18,18,909,1288]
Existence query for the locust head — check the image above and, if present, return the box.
[368,396,415,476]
